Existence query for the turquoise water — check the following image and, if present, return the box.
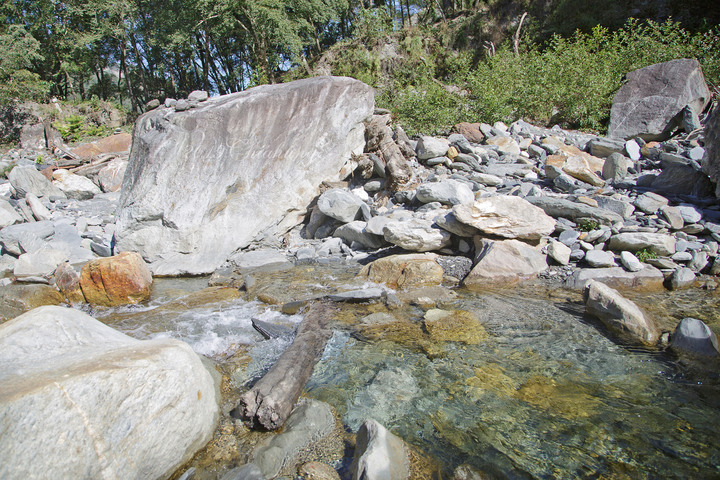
[94,264,720,479]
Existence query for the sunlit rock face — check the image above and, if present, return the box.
[115,76,374,275]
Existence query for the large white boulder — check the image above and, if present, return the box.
[0,306,219,480]
[115,76,374,275]
[454,195,556,241]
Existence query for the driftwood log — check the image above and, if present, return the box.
[232,301,335,430]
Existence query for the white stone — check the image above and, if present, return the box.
[0,306,219,480]
[619,251,643,272]
[24,192,51,221]
[416,136,449,160]
[13,248,68,278]
[625,139,641,161]
[317,188,366,223]
[415,179,474,206]
[0,198,22,228]
[548,240,571,265]
[383,217,452,252]
[464,238,547,285]
[351,419,410,480]
[114,77,374,275]
[453,196,556,241]
[52,169,101,200]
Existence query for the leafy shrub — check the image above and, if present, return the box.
[636,248,658,263]
[54,114,111,143]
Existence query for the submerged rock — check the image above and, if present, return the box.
[0,306,219,480]
[358,253,444,289]
[584,280,660,345]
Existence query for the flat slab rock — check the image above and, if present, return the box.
[114,76,374,275]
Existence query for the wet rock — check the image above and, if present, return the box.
[453,196,556,241]
[7,165,65,199]
[79,251,153,306]
[298,462,341,480]
[351,419,410,480]
[382,217,451,252]
[0,306,219,479]
[607,232,676,256]
[454,464,491,480]
[584,280,660,345]
[328,288,384,302]
[565,266,664,291]
[252,400,335,479]
[608,59,711,141]
[423,309,488,344]
[0,284,65,321]
[667,267,696,290]
[415,179,474,206]
[464,238,547,286]
[114,77,373,275]
[221,464,266,480]
[670,317,719,357]
[358,253,444,290]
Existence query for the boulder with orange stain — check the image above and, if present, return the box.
[79,251,152,306]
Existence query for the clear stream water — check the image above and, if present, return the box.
[90,262,720,479]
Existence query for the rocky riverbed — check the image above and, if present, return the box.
[1,67,720,479]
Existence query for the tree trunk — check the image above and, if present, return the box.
[231,301,335,430]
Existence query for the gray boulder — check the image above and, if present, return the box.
[453,196,556,241]
[607,232,676,256]
[608,59,712,141]
[670,318,719,357]
[585,250,616,268]
[464,238,547,286]
[415,179,474,206]
[601,153,631,182]
[702,104,720,198]
[351,419,410,480]
[0,220,55,256]
[334,220,385,249]
[7,165,65,199]
[383,217,452,252]
[525,196,622,225]
[318,188,366,223]
[633,191,669,214]
[415,136,449,160]
[114,77,373,275]
[584,280,660,345]
[0,198,22,228]
[565,266,664,291]
[667,267,696,290]
[0,306,219,480]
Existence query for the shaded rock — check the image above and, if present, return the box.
[7,165,64,199]
[97,158,128,193]
[601,153,630,182]
[252,400,335,479]
[667,267,696,290]
[565,266,664,291]
[0,284,65,322]
[114,77,373,275]
[464,238,547,286]
[525,196,622,225]
[434,211,477,237]
[633,191,669,214]
[588,137,625,158]
[54,261,85,303]
[702,104,720,198]
[608,59,712,141]
[651,163,715,197]
[327,288,384,302]
[383,217,452,252]
[584,280,660,345]
[435,255,473,281]
[607,232,676,256]
[365,116,413,189]
[453,196,556,241]
[79,251,153,306]
[334,221,385,249]
[415,179,474,206]
[0,199,22,228]
[358,253,444,289]
[351,419,410,480]
[670,318,719,357]
[0,306,219,480]
[52,169,101,200]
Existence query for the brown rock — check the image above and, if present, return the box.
[70,143,103,159]
[0,284,64,322]
[358,253,444,290]
[94,133,132,154]
[452,122,485,143]
[54,262,85,303]
[79,252,153,307]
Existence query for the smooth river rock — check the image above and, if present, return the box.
[464,238,547,286]
[453,196,556,241]
[670,317,719,357]
[584,280,660,345]
[114,76,374,275]
[79,251,153,306]
[351,419,410,480]
[0,306,219,480]
[358,253,444,289]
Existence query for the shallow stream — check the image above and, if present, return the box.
[90,262,720,479]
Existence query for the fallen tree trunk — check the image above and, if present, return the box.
[232,301,335,430]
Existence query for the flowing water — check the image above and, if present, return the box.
[91,262,720,479]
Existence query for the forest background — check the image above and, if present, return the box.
[1,0,720,141]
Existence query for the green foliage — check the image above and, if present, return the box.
[54,114,111,143]
[578,220,599,232]
[635,248,658,263]
[35,154,44,165]
[0,24,50,104]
